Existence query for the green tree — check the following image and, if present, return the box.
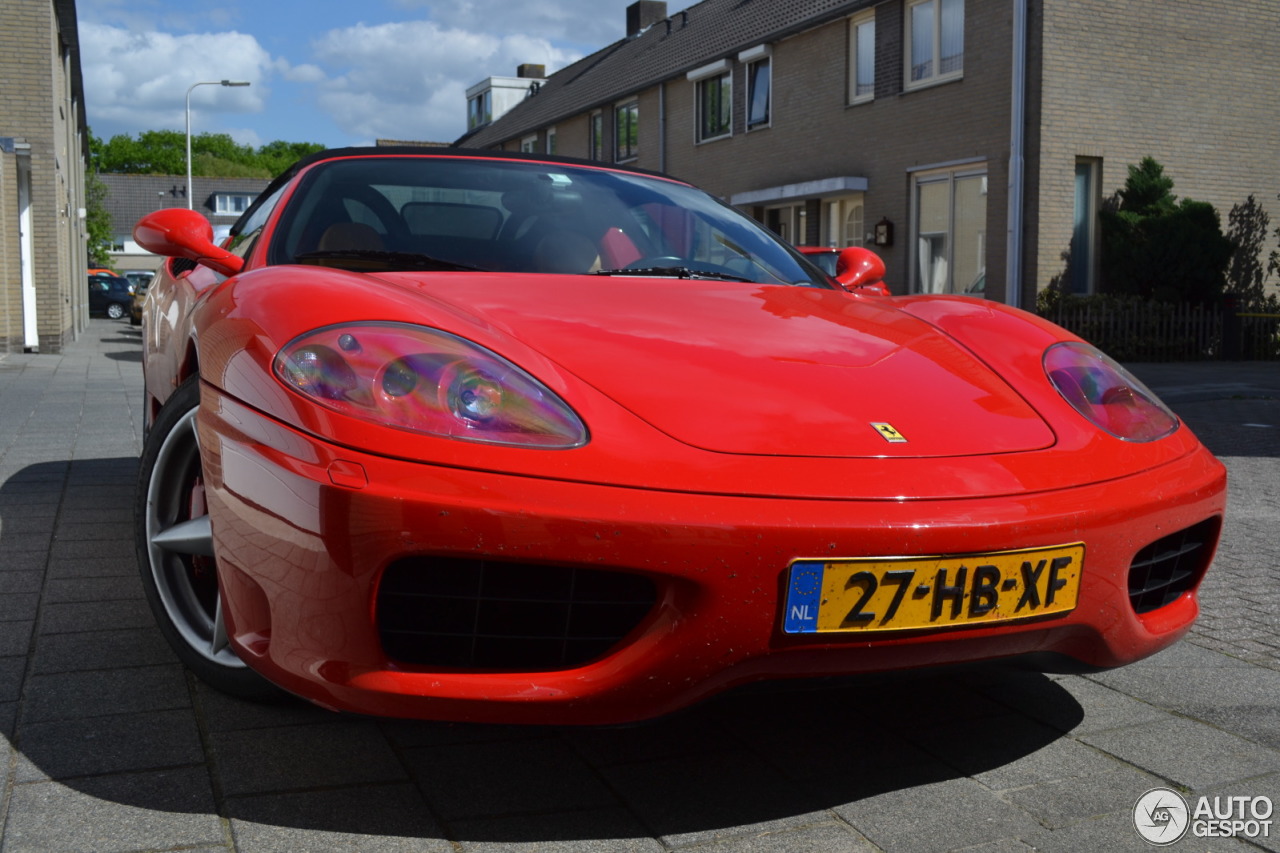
[1116,156,1175,215]
[94,130,324,178]
[254,140,326,177]
[84,168,115,268]
[1268,194,1280,293]
[1224,194,1280,312]
[1099,157,1235,304]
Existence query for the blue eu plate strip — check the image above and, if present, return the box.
[784,561,824,634]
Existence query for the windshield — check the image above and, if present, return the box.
[269,156,830,287]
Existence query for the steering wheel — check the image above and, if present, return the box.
[341,185,412,249]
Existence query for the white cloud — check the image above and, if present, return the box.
[75,1,662,148]
[80,22,271,136]
[392,0,645,50]
[277,60,327,84]
[309,20,580,142]
[223,126,264,148]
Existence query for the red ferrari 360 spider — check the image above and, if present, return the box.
[133,148,1226,725]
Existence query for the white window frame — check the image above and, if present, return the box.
[739,45,772,131]
[848,11,876,104]
[823,194,866,247]
[905,0,964,90]
[845,204,865,247]
[687,59,732,143]
[214,193,255,215]
[546,126,557,155]
[909,161,987,295]
[520,134,537,154]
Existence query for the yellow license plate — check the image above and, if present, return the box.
[782,544,1083,634]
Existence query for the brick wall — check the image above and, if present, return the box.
[1035,0,1280,298]
[0,1,87,353]
[661,2,1014,297]
[468,0,1277,306]
[468,2,1021,297]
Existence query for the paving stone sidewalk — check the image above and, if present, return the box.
[0,321,1276,853]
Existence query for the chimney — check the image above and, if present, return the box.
[626,1,668,37]
[517,64,546,79]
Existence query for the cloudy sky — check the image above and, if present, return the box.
[77,0,693,149]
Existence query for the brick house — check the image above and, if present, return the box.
[0,0,89,353]
[100,174,270,276]
[457,0,1280,307]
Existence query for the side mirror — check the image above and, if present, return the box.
[134,208,245,278]
[834,246,889,295]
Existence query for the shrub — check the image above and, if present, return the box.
[1098,158,1234,305]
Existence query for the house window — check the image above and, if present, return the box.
[615,101,638,161]
[589,112,604,160]
[823,195,865,247]
[849,12,876,103]
[467,90,491,130]
[520,135,537,153]
[688,60,732,142]
[546,126,557,155]
[746,58,771,128]
[844,203,864,247]
[698,73,732,140]
[912,165,986,294]
[214,193,255,215]
[907,0,964,87]
[738,45,772,129]
[1071,159,1101,294]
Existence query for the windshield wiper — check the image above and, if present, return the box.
[293,249,484,272]
[593,266,753,282]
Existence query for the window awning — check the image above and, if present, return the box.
[730,176,868,207]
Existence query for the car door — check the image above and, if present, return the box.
[87,277,108,313]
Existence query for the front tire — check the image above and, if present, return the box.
[107,302,126,320]
[135,375,281,700]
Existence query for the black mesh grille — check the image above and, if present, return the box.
[1128,518,1220,614]
[169,257,198,276]
[376,557,657,670]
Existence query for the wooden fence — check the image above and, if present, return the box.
[1039,302,1280,362]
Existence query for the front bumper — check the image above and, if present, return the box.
[201,389,1226,725]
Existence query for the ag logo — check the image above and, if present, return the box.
[1134,787,1190,845]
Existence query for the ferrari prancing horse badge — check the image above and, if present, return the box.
[871,422,907,443]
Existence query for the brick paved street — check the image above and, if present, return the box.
[1126,363,1280,675]
[0,321,1276,853]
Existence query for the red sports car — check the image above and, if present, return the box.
[133,148,1226,725]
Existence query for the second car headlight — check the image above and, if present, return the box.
[274,322,588,448]
[1043,341,1178,442]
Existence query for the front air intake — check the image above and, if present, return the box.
[1128,517,1221,614]
[376,557,657,671]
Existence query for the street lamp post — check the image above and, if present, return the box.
[185,80,251,210]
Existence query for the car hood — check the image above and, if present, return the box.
[389,275,1057,459]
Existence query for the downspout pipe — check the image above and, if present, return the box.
[658,81,667,174]
[1005,0,1027,309]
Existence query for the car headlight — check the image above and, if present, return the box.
[274,322,588,448]
[1043,341,1178,442]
